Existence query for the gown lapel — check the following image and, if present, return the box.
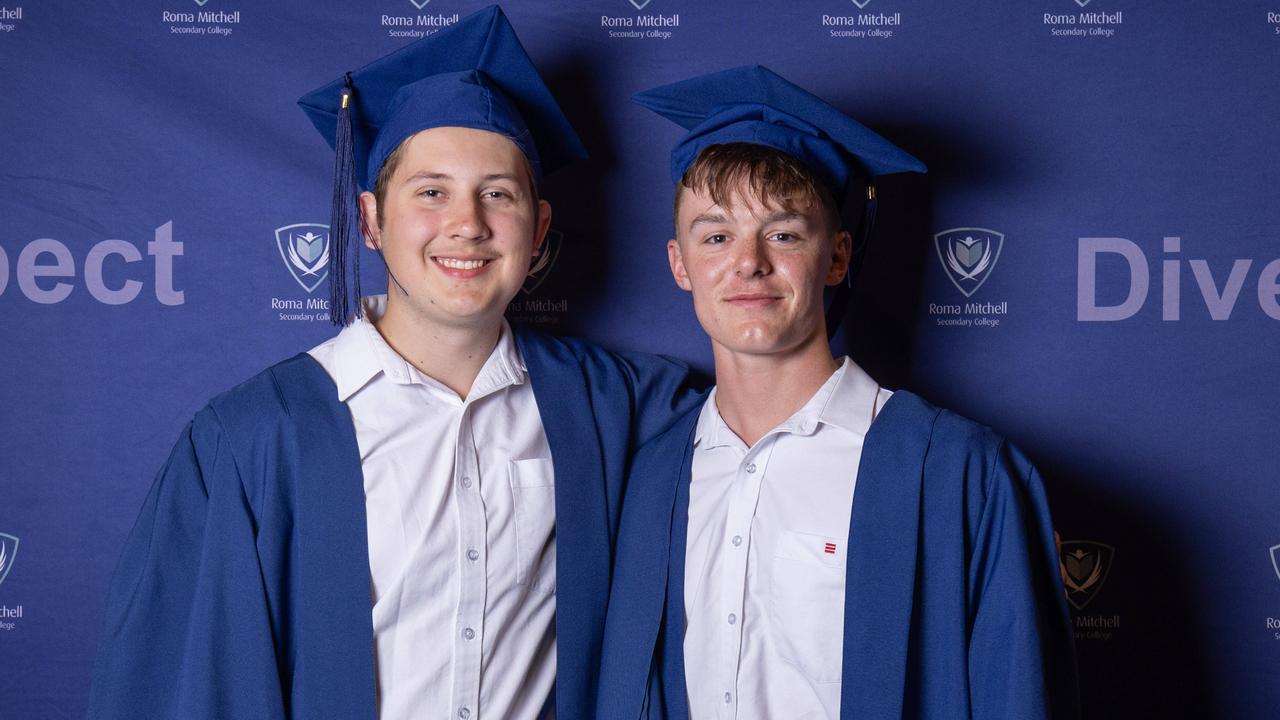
[839,391,935,720]
[275,354,377,719]
[658,435,694,720]
[517,331,611,717]
[596,411,698,720]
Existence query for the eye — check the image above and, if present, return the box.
[769,232,799,243]
[484,189,514,200]
[703,233,728,245]
[418,188,443,199]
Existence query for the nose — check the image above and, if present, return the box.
[444,194,490,242]
[733,237,771,278]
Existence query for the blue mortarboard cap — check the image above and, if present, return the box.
[296,5,586,324]
[298,4,585,190]
[633,65,926,198]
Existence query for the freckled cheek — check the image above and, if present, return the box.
[689,287,719,325]
[688,271,723,301]
[779,263,822,295]
[693,256,733,288]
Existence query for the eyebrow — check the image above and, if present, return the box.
[688,212,729,229]
[403,172,452,182]
[687,209,805,230]
[401,171,523,183]
[762,210,805,224]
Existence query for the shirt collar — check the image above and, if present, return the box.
[807,356,883,439]
[328,294,526,402]
[694,357,882,449]
[327,297,387,402]
[466,320,527,401]
[694,387,728,449]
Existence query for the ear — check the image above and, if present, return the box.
[359,191,382,250]
[668,238,692,292]
[532,199,553,256]
[825,229,852,286]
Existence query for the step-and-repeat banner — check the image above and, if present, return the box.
[2,1,1277,717]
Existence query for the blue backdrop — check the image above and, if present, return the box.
[2,1,1277,718]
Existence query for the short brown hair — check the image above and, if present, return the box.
[371,139,409,220]
[372,140,410,218]
[675,143,840,231]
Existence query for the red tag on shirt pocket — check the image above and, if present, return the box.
[775,529,844,567]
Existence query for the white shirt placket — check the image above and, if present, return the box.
[717,439,777,719]
[451,405,487,720]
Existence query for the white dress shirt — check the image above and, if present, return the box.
[309,295,556,720]
[683,357,892,720]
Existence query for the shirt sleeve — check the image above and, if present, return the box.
[966,441,1081,720]
[88,409,287,720]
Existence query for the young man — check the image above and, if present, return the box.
[88,7,695,720]
[597,66,1078,719]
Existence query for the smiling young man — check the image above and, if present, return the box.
[88,8,696,720]
[352,125,553,396]
[597,66,1078,720]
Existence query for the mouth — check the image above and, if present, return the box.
[434,256,493,270]
[432,255,495,278]
[724,293,782,308]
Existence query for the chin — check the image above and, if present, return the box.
[720,321,817,356]
[447,297,507,320]
[435,285,502,311]
[405,293,497,328]
[435,310,504,332]
[712,333,786,357]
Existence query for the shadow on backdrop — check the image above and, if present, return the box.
[1046,468,1215,720]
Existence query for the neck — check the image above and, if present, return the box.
[374,295,502,399]
[711,331,840,447]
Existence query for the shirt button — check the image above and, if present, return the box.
[744,463,757,474]
[724,692,732,704]
[727,613,737,625]
[731,535,743,547]
[467,548,480,562]
[458,708,471,720]
[462,476,473,489]
[462,627,476,640]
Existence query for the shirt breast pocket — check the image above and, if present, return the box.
[509,457,556,593]
[768,529,846,684]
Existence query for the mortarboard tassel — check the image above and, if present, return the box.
[328,73,362,325]
[826,184,877,339]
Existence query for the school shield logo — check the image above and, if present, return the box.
[1074,0,1093,7]
[523,230,563,295]
[934,227,1004,298]
[0,534,19,588]
[1270,544,1280,583]
[275,223,331,294]
[1058,540,1114,610]
[851,0,872,8]
[629,0,653,10]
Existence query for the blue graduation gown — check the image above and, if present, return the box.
[88,328,698,720]
[597,391,1080,720]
